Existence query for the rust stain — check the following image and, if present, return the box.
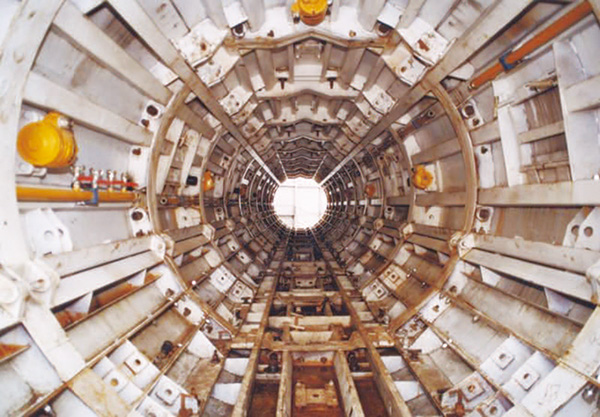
[417,39,430,52]
[145,272,160,284]
[55,310,86,328]
[223,31,393,52]
[248,381,279,417]
[95,283,137,308]
[0,343,28,360]
[292,364,344,417]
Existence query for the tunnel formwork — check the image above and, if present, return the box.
[1,1,600,416]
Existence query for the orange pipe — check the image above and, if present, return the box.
[469,1,593,90]
[16,186,137,203]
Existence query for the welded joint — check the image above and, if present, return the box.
[401,222,414,239]
[201,223,217,240]
[585,258,600,304]
[153,233,172,258]
[449,232,475,258]
[5,260,60,308]
[0,268,27,319]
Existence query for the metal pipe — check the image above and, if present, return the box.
[469,1,593,90]
[16,186,136,203]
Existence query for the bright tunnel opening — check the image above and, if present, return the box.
[272,177,328,230]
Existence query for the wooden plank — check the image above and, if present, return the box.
[517,120,564,144]
[23,72,152,145]
[464,248,593,303]
[479,180,600,206]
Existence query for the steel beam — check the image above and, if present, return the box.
[108,0,280,184]
[320,0,536,185]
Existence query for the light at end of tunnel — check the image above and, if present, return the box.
[273,178,327,230]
